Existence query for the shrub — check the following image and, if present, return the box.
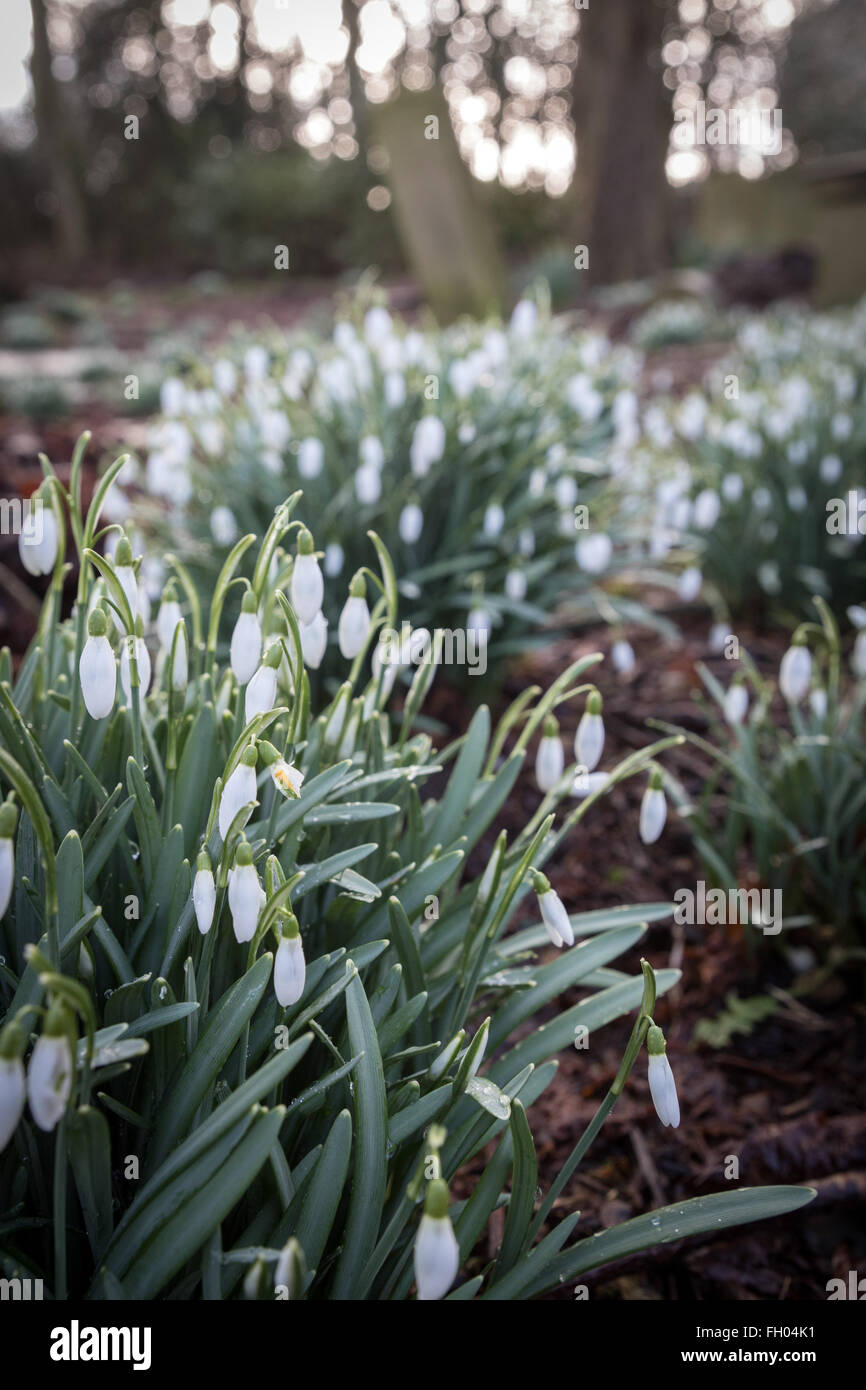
[0,444,812,1299]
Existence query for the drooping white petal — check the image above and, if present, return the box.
[79,635,117,720]
[193,869,216,935]
[19,506,58,576]
[274,935,306,1007]
[219,762,257,840]
[724,684,749,725]
[27,1034,73,1132]
[338,595,371,660]
[0,838,13,918]
[228,863,265,943]
[230,611,262,685]
[299,611,328,669]
[291,553,324,626]
[648,1052,680,1128]
[539,889,574,949]
[779,644,811,702]
[575,712,604,772]
[120,637,152,703]
[271,761,304,799]
[413,1214,460,1301]
[535,735,564,793]
[0,1056,26,1152]
[245,664,278,723]
[639,787,667,845]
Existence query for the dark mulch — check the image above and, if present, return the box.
[433,613,866,1300]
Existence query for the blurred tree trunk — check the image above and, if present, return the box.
[570,0,673,285]
[29,0,89,263]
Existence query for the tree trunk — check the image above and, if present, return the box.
[29,0,89,263]
[570,0,674,285]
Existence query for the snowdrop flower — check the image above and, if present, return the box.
[677,567,702,602]
[18,496,58,576]
[364,305,392,346]
[646,1024,680,1128]
[575,693,604,772]
[724,682,749,725]
[709,622,728,654]
[399,502,424,545]
[483,502,505,539]
[299,611,328,669]
[243,345,269,383]
[324,542,344,578]
[360,435,385,471]
[528,466,546,498]
[230,591,262,686]
[554,475,578,510]
[169,619,188,692]
[639,769,667,845]
[213,358,236,396]
[160,376,186,416]
[531,870,574,949]
[787,486,807,512]
[245,645,281,723]
[0,802,16,919]
[509,299,538,339]
[211,506,238,546]
[270,759,304,799]
[112,536,140,630]
[355,461,381,504]
[467,605,491,643]
[338,572,371,660]
[414,1179,460,1302]
[274,919,305,1007]
[297,437,324,479]
[79,608,116,720]
[291,530,324,626]
[612,639,636,675]
[156,582,182,652]
[219,746,258,841]
[410,415,445,477]
[847,605,866,629]
[571,769,610,798]
[228,841,265,944]
[518,527,535,557]
[385,372,406,408]
[535,716,564,793]
[809,687,828,719]
[0,1023,26,1152]
[852,631,866,679]
[693,489,720,530]
[119,627,152,704]
[193,851,216,935]
[819,454,842,484]
[779,639,811,702]
[721,472,744,503]
[576,533,612,574]
[505,567,527,602]
[27,1005,73,1133]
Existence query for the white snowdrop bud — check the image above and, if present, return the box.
[414,1180,460,1301]
[467,606,491,642]
[324,684,351,746]
[359,435,384,470]
[531,870,574,949]
[213,358,236,396]
[324,542,344,577]
[724,683,749,725]
[120,628,152,704]
[27,1005,73,1133]
[639,769,667,845]
[245,645,281,723]
[399,502,424,545]
[211,505,238,546]
[299,611,328,669]
[156,583,183,651]
[338,572,371,660]
[693,488,720,530]
[571,769,610,798]
[852,631,866,679]
[230,590,263,686]
[779,639,811,702]
[219,746,258,841]
[575,533,612,574]
[79,608,117,720]
[297,437,324,478]
[193,851,216,935]
[364,305,392,345]
[169,620,188,692]
[410,415,445,476]
[535,716,564,793]
[646,1024,680,1128]
[354,461,381,504]
[112,535,140,630]
[18,497,58,576]
[0,802,17,919]
[554,474,578,510]
[509,299,538,339]
[809,687,828,719]
[708,622,728,654]
[274,921,305,1007]
[0,1025,26,1153]
[677,566,702,602]
[228,841,265,944]
[575,693,604,772]
[611,639,635,674]
[291,530,324,625]
[505,568,527,602]
[483,502,505,538]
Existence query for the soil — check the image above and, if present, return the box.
[431,613,866,1300]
